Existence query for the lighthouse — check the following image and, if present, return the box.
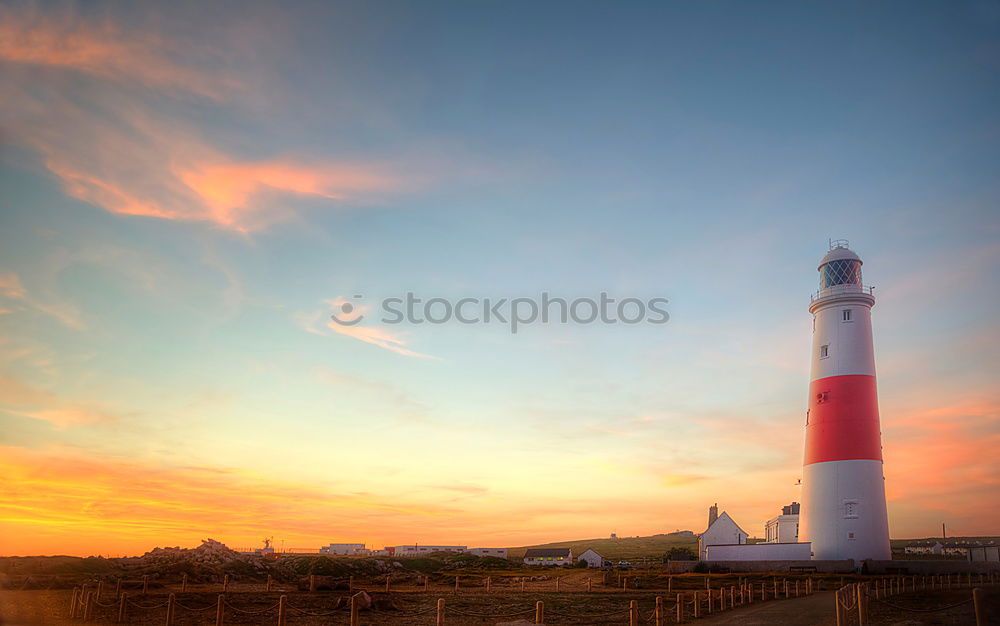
[799,240,891,562]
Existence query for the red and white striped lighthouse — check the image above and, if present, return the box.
[799,240,891,562]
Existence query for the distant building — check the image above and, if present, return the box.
[469,548,508,558]
[393,545,467,556]
[524,548,573,566]
[968,545,1000,562]
[319,543,367,555]
[577,549,604,568]
[698,509,748,560]
[765,502,800,544]
[904,541,943,555]
[610,533,618,539]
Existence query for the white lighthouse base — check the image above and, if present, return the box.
[800,459,891,562]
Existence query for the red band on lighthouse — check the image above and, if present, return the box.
[804,375,882,465]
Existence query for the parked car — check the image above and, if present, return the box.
[617,560,632,568]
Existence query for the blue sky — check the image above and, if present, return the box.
[0,1,998,555]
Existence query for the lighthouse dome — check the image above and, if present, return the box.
[818,241,862,288]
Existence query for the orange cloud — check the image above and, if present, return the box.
[0,6,399,232]
[0,375,118,428]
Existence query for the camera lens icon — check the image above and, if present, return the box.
[330,296,364,326]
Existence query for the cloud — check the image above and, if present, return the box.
[295,298,434,359]
[0,375,120,428]
[0,5,399,232]
[0,270,84,329]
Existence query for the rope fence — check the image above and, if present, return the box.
[60,570,999,625]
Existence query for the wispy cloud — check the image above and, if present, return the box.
[294,298,434,359]
[0,270,84,329]
[0,5,400,232]
[0,375,121,428]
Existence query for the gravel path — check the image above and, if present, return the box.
[695,591,837,626]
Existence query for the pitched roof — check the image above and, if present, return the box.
[524,548,571,558]
[703,511,748,536]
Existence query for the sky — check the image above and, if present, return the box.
[1,1,998,557]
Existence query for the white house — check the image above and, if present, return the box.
[698,510,748,560]
[577,549,604,568]
[765,503,800,544]
[319,543,367,555]
[470,548,508,558]
[393,545,468,556]
[904,541,943,555]
[524,548,573,566]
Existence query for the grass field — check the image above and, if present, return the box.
[508,532,698,562]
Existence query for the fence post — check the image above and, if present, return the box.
[277,595,287,626]
[556,576,560,592]
[215,594,224,626]
[385,575,390,593]
[455,575,459,593]
[721,586,726,611]
[668,576,673,593]
[223,575,229,593]
[436,598,445,626]
[655,596,663,626]
[705,576,710,589]
[795,580,800,597]
[730,586,736,607]
[165,593,176,626]
[521,578,525,592]
[676,593,684,623]
[629,599,639,626]
[308,575,316,593]
[69,587,80,618]
[835,588,843,626]
[142,575,149,595]
[535,600,544,624]
[96,580,104,601]
[587,578,592,592]
[856,584,867,626]
[974,588,985,626]
[117,592,127,624]
[266,575,272,592]
[424,575,428,592]
[693,591,700,618]
[83,590,94,621]
[761,581,765,601]
[486,576,491,593]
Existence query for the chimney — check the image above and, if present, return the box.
[708,503,719,528]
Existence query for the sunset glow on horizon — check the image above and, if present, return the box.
[1,1,998,558]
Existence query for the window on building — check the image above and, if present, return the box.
[848,532,856,540]
[820,344,829,358]
[843,309,852,322]
[844,500,859,519]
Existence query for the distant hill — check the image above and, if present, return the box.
[508,532,698,561]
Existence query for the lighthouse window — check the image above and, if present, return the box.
[842,309,852,322]
[820,344,829,358]
[844,500,859,519]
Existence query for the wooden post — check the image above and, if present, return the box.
[676,593,684,623]
[423,575,428,592]
[223,574,229,593]
[740,583,744,604]
[668,576,673,592]
[454,575,459,593]
[761,582,765,601]
[277,595,287,626]
[655,596,663,626]
[521,578,525,592]
[835,588,843,626]
[535,600,544,624]
[69,587,79,618]
[166,593,176,626]
[587,577,592,592]
[706,576,710,589]
[773,579,778,598]
[857,584,867,626]
[350,593,359,626]
[556,576,560,592]
[622,576,627,590]
[142,575,149,595]
[96,580,104,601]
[707,589,713,613]
[117,592,127,624]
[116,578,122,598]
[795,580,800,597]
[721,586,726,611]
[784,579,790,599]
[181,573,188,592]
[486,576,491,593]
[308,575,316,593]
[215,594,225,626]
[974,588,985,626]
[266,575,272,592]
[83,591,94,621]
[436,598,445,626]
[693,591,700,618]
[385,575,390,593]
